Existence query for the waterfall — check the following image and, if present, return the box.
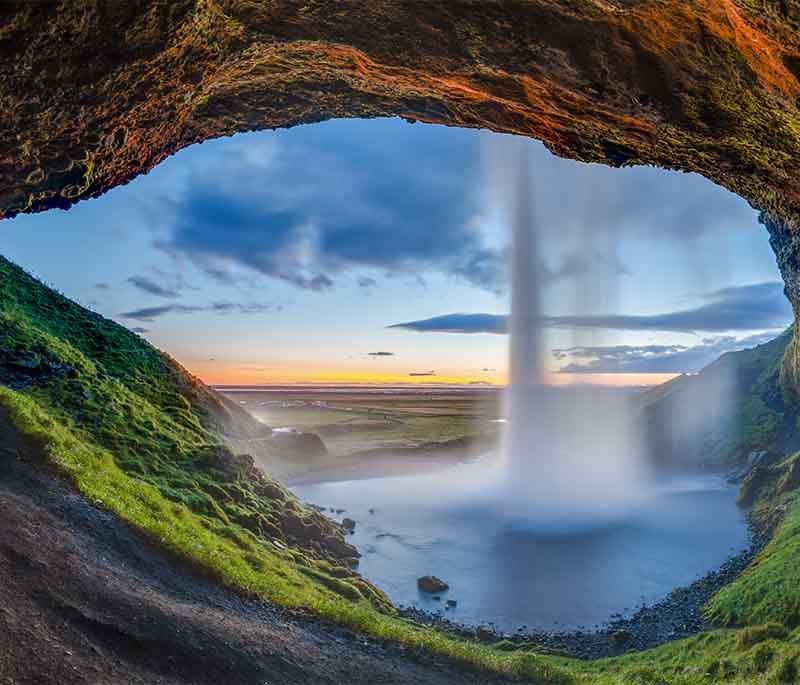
[501,140,650,528]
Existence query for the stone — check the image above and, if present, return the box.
[476,626,495,643]
[417,576,449,593]
[341,518,356,533]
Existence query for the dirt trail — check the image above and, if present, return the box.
[0,409,509,685]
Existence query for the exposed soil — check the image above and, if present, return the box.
[0,408,510,685]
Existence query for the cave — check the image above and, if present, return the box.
[5,0,800,377]
[4,2,800,682]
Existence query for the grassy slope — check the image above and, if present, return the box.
[4,254,800,683]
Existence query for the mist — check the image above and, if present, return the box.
[498,139,652,529]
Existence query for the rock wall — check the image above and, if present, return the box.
[3,1,800,219]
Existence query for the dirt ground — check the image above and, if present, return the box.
[0,408,510,685]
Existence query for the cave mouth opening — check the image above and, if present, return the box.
[2,116,789,637]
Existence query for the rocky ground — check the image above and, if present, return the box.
[0,409,511,685]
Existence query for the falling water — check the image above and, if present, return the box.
[502,142,650,528]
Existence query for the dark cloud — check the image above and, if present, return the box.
[409,371,436,377]
[130,327,150,334]
[368,351,395,356]
[391,313,507,334]
[127,269,197,298]
[127,275,181,298]
[389,282,791,334]
[546,282,790,334]
[451,248,508,294]
[358,276,378,288]
[554,331,782,374]
[138,116,761,300]
[120,304,203,321]
[94,282,110,291]
[154,122,512,294]
[120,301,273,321]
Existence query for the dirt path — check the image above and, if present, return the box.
[0,409,509,685]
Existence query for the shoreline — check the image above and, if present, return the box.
[397,510,771,660]
[287,451,768,660]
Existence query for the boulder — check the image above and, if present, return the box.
[476,625,495,643]
[417,575,449,593]
[341,517,356,533]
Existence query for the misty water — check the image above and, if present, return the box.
[294,462,748,632]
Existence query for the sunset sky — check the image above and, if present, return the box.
[2,118,790,386]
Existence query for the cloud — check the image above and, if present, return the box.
[127,275,181,298]
[130,327,150,334]
[368,351,395,356]
[409,371,436,377]
[389,282,791,334]
[208,301,275,315]
[154,121,509,294]
[94,282,110,291]
[451,248,508,294]
[545,282,790,334]
[358,276,378,288]
[553,331,783,373]
[120,304,203,321]
[127,269,197,298]
[391,313,507,334]
[120,301,274,322]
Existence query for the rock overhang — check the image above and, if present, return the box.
[3,1,800,323]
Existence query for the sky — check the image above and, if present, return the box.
[1,118,790,386]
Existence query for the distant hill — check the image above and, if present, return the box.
[641,329,799,469]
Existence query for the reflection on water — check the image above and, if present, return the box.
[294,458,748,632]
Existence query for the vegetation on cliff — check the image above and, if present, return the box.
[642,329,797,469]
[0,255,387,605]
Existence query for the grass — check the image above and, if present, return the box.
[0,386,571,682]
[6,251,800,683]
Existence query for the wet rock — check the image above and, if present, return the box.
[322,535,360,560]
[446,599,457,608]
[476,625,495,643]
[610,629,632,644]
[777,457,800,495]
[727,450,771,484]
[341,518,356,533]
[738,465,775,506]
[417,576,449,593]
[0,349,77,389]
